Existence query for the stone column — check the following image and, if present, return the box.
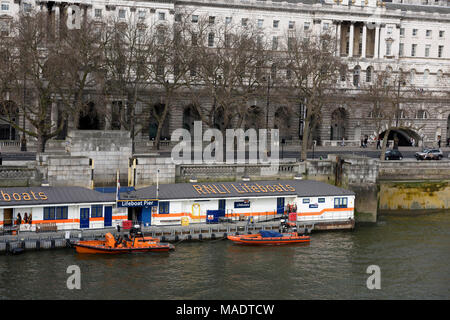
[105,102,112,130]
[362,23,367,58]
[349,22,355,57]
[335,21,341,56]
[374,24,380,59]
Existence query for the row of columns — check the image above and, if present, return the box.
[335,20,382,59]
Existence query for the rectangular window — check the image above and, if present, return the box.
[411,44,417,57]
[439,30,445,38]
[138,10,146,20]
[1,2,9,11]
[175,14,182,22]
[426,30,432,38]
[425,44,430,57]
[304,22,310,31]
[302,198,310,204]
[438,45,444,58]
[257,19,264,28]
[400,28,405,37]
[386,42,392,56]
[56,206,68,220]
[323,23,329,31]
[192,15,198,23]
[272,36,278,51]
[225,17,232,25]
[318,198,325,203]
[242,18,248,27]
[399,43,404,57]
[208,33,214,47]
[159,202,170,214]
[191,33,197,46]
[289,21,295,29]
[412,29,418,36]
[118,9,126,19]
[91,205,103,218]
[44,207,55,220]
[334,197,348,209]
[94,8,102,18]
[23,3,32,13]
[273,20,279,28]
[387,26,393,35]
[209,16,215,25]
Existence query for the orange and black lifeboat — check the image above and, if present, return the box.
[74,233,175,254]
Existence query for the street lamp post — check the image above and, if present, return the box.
[20,72,27,152]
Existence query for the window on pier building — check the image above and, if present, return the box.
[91,205,103,218]
[159,202,170,214]
[334,197,348,209]
[44,206,68,220]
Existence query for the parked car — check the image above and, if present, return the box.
[385,149,403,160]
[415,148,443,160]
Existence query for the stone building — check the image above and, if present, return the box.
[1,0,449,149]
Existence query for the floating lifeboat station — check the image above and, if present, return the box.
[0,180,355,233]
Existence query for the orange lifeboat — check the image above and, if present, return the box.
[74,233,175,254]
[227,230,310,246]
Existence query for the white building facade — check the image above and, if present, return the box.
[1,0,449,146]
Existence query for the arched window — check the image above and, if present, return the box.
[423,69,429,84]
[366,66,373,82]
[353,66,361,87]
[416,110,428,119]
[410,69,416,84]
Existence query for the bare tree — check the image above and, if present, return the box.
[1,12,67,153]
[101,15,156,153]
[361,67,419,159]
[282,30,345,161]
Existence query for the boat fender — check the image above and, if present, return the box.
[198,234,202,240]
[175,235,179,242]
[188,235,192,241]
[211,233,215,240]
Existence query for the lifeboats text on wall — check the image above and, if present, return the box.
[1,190,48,202]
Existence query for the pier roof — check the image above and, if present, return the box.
[0,186,115,207]
[121,179,355,201]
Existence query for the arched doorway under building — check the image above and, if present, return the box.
[274,106,292,141]
[78,102,100,130]
[149,103,170,141]
[0,100,18,140]
[182,105,201,134]
[379,128,422,147]
[330,107,348,141]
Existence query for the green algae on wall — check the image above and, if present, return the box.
[379,181,450,213]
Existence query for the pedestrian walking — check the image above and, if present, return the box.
[376,136,381,149]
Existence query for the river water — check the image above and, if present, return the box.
[1,212,449,300]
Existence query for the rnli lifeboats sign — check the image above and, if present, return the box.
[192,183,295,195]
[117,200,158,208]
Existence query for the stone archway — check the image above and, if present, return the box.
[244,105,264,131]
[78,102,100,130]
[274,106,292,140]
[149,103,170,140]
[379,128,422,147]
[330,107,348,140]
[0,100,18,140]
[182,105,201,134]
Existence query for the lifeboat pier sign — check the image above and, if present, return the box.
[117,199,158,208]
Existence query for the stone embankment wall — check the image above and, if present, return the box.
[132,156,176,187]
[0,166,40,187]
[67,130,132,186]
[45,156,93,188]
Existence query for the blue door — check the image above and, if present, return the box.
[104,206,112,227]
[80,208,90,229]
[277,197,285,214]
[218,199,226,216]
[142,207,152,226]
